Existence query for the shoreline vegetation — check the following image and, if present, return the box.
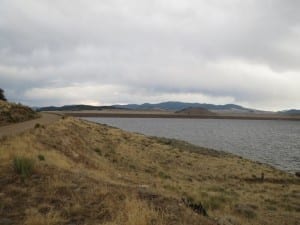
[0,113,299,225]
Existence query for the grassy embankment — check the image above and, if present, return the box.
[0,116,299,225]
[0,100,39,126]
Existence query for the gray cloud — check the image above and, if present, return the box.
[0,0,299,110]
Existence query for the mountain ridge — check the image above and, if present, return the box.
[36,101,299,114]
[36,104,118,112]
[278,109,300,115]
[113,101,252,112]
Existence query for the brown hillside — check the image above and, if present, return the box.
[0,117,299,225]
[176,107,216,115]
[0,100,38,126]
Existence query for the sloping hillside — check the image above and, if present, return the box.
[176,107,216,116]
[0,117,299,225]
[37,104,118,112]
[0,100,38,126]
[279,109,300,116]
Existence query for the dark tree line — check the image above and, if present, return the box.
[0,88,7,101]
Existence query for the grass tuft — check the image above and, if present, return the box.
[13,156,34,179]
[158,171,171,179]
[202,194,227,210]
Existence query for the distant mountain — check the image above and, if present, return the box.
[278,109,300,115]
[36,102,300,116]
[113,101,250,112]
[37,104,117,112]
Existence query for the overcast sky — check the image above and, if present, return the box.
[0,0,299,110]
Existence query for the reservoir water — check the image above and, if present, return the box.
[84,117,300,172]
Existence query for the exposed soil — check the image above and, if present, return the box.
[0,113,61,138]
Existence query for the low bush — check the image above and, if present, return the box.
[34,123,45,129]
[38,154,45,161]
[94,148,102,156]
[158,171,171,179]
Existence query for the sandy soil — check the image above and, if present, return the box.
[0,112,61,138]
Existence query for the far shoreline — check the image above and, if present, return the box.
[59,111,300,121]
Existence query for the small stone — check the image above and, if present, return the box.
[0,218,13,225]
[295,172,300,178]
[31,174,40,180]
[138,184,149,189]
[74,187,81,192]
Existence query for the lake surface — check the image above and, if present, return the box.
[84,117,300,172]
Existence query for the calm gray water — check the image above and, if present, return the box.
[84,117,300,172]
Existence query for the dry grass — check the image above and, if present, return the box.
[0,100,38,126]
[103,198,164,225]
[0,117,299,225]
[24,209,64,225]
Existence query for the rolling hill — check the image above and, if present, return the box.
[37,104,118,112]
[113,101,251,112]
[175,107,216,116]
[36,102,300,117]
[279,109,300,115]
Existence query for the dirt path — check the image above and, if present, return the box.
[0,112,61,138]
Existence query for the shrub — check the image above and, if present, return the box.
[94,148,102,156]
[13,156,34,179]
[129,164,136,170]
[38,154,45,161]
[182,196,208,216]
[0,135,8,142]
[158,171,171,179]
[34,123,45,129]
[0,88,7,101]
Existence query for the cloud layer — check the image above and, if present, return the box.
[0,0,299,110]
